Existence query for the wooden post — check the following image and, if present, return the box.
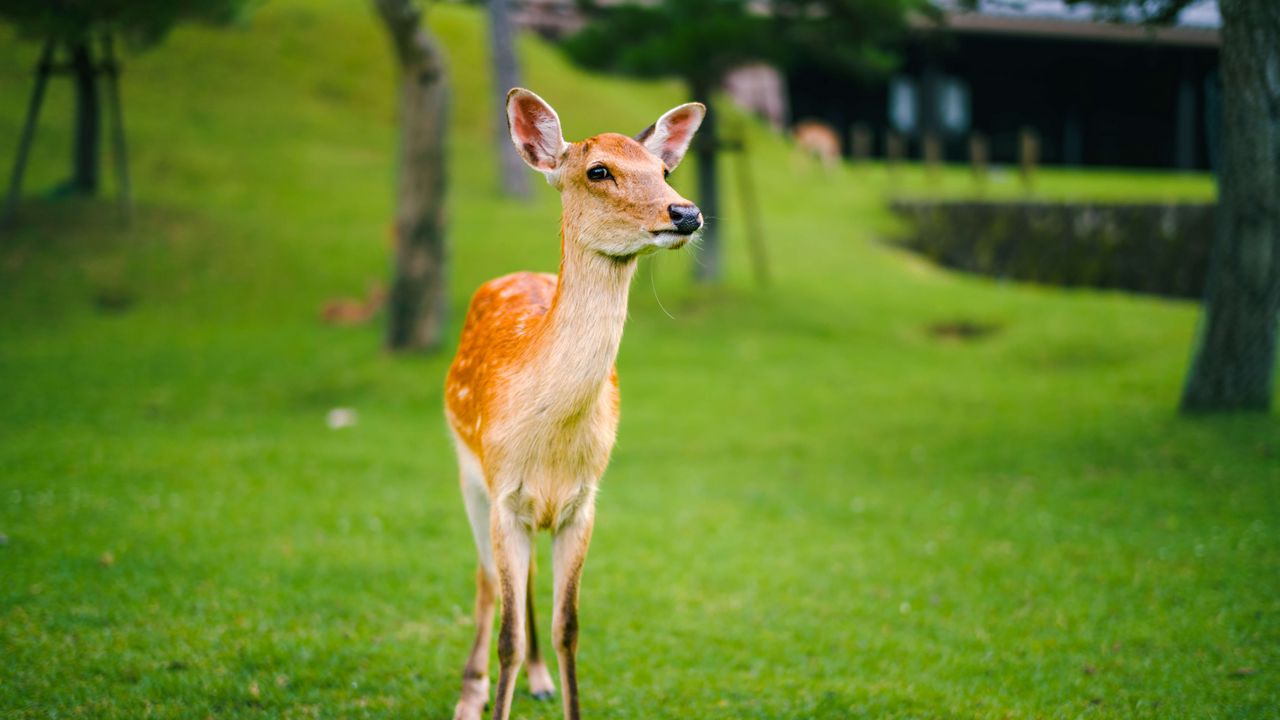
[101,33,132,220]
[690,81,722,284]
[1019,126,1039,192]
[850,124,872,163]
[727,130,769,288]
[885,131,904,172]
[922,131,942,179]
[969,132,988,190]
[2,39,55,228]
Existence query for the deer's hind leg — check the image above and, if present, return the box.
[454,443,497,720]
[524,558,556,700]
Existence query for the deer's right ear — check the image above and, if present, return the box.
[507,88,567,176]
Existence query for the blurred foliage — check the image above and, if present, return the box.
[770,0,940,78]
[0,0,255,48]
[562,0,932,90]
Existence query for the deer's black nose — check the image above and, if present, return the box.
[668,203,702,234]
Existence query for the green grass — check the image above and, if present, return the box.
[0,2,1275,718]
[878,164,1216,203]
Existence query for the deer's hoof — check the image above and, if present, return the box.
[526,661,555,699]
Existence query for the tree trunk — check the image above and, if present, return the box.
[2,39,54,226]
[69,39,100,195]
[488,0,529,198]
[1180,0,1280,412]
[691,80,722,283]
[375,0,450,352]
[101,33,133,219]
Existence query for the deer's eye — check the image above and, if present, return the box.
[587,165,611,181]
[663,168,670,179]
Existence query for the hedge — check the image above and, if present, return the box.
[889,201,1215,299]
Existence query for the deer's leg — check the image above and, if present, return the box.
[454,457,497,720]
[490,505,533,720]
[454,566,496,720]
[524,557,556,700]
[552,513,594,720]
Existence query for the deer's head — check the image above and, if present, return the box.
[507,88,705,259]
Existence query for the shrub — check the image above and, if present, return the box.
[890,201,1214,298]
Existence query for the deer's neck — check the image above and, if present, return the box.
[528,234,636,419]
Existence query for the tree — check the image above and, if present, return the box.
[0,0,249,200]
[1178,0,1279,412]
[1058,0,1278,411]
[374,0,451,352]
[488,0,529,198]
[562,0,924,283]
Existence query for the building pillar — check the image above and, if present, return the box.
[1063,107,1083,166]
[919,63,940,158]
[1175,60,1197,170]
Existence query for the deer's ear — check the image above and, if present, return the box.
[636,102,705,171]
[507,88,567,175]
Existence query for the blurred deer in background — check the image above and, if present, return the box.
[321,282,387,326]
[793,119,841,170]
[443,88,704,720]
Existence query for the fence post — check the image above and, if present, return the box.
[850,124,872,164]
[923,131,942,182]
[969,132,988,192]
[1019,126,1040,192]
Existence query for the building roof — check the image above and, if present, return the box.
[924,0,1220,46]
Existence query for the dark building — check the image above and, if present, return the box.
[787,0,1221,170]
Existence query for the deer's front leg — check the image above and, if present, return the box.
[552,512,594,720]
[490,505,533,720]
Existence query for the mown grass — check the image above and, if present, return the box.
[879,164,1215,203]
[0,2,1276,718]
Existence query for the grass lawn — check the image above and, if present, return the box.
[0,2,1276,718]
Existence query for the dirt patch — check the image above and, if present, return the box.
[927,319,1001,341]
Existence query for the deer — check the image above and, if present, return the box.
[793,119,842,170]
[443,88,705,720]
[320,282,387,326]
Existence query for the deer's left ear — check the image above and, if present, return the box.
[636,102,705,171]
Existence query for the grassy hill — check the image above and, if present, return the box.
[0,1,1274,718]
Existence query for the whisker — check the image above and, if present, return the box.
[648,255,676,320]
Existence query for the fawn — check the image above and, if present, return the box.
[320,282,387,326]
[443,89,705,720]
[793,119,841,170]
